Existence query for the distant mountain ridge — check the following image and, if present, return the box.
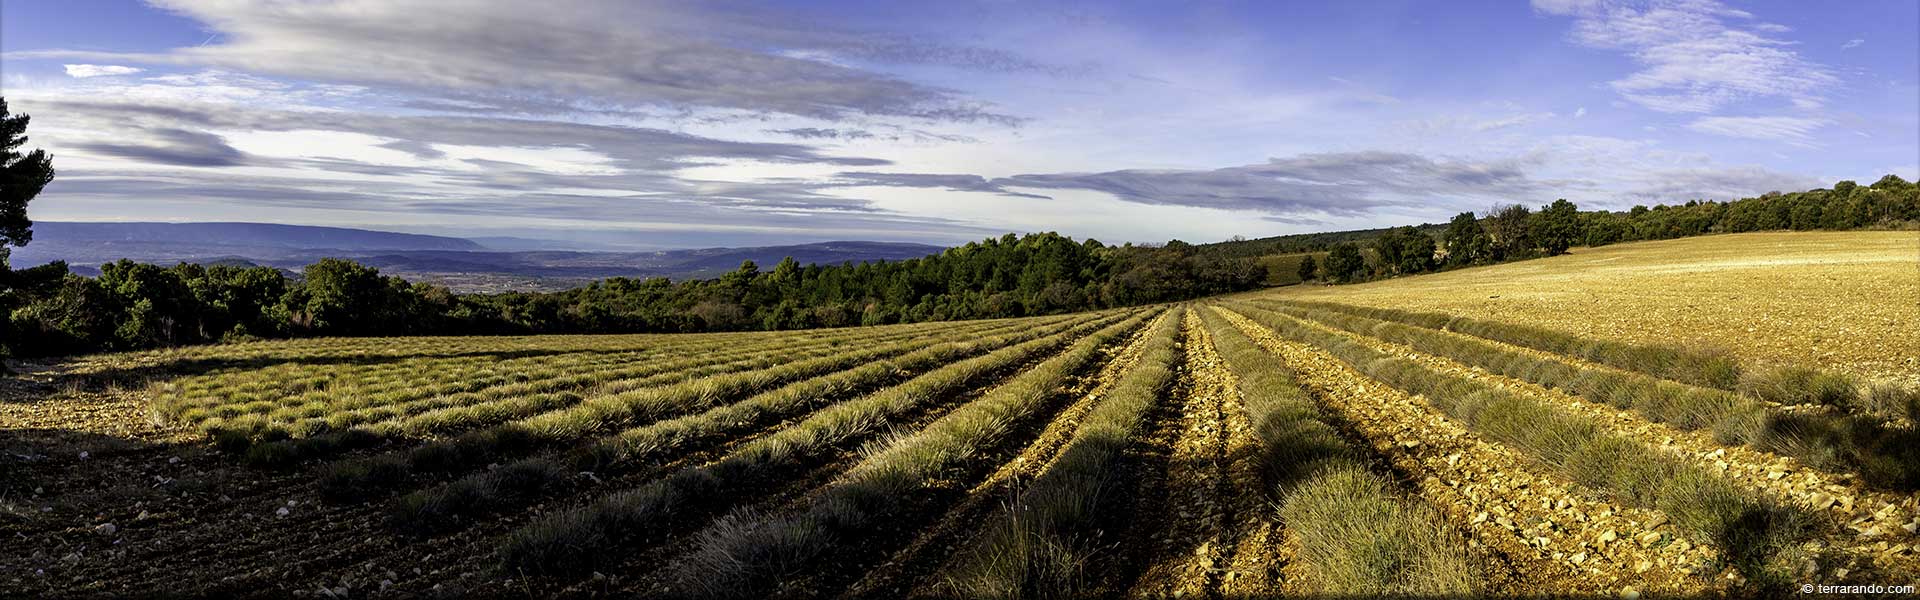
[12,222,948,292]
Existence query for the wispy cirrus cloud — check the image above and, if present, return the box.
[1684,115,1827,141]
[1533,0,1837,114]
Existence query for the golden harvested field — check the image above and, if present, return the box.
[1271,231,1920,381]
[3,232,1918,599]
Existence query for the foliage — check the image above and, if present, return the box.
[1441,211,1490,266]
[1370,226,1435,275]
[1484,203,1534,261]
[1322,243,1366,283]
[0,97,54,363]
[1215,176,1916,286]
[1534,198,1583,255]
[0,98,53,248]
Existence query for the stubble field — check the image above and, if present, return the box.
[2,231,1916,598]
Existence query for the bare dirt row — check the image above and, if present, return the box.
[1264,300,1920,583]
[1217,304,1704,597]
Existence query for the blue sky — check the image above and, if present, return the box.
[2,0,1914,249]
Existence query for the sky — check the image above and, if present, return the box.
[2,0,1915,250]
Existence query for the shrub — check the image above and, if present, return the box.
[1740,367,1858,407]
[1279,466,1479,595]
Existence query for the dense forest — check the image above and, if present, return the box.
[0,233,1265,358]
[1289,176,1920,283]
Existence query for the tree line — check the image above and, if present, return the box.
[1,233,1266,358]
[1293,177,1920,283]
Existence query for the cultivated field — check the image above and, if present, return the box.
[1276,231,1920,381]
[3,232,1918,598]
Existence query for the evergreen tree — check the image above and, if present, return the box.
[0,98,55,364]
[0,98,53,250]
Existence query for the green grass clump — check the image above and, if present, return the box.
[1225,303,1810,580]
[1282,299,1745,390]
[1209,305,1480,596]
[495,312,1144,577]
[260,319,1032,466]
[1860,382,1920,422]
[1280,465,1481,595]
[314,332,984,499]
[942,308,1182,598]
[392,314,1099,532]
[1739,366,1858,408]
[662,309,1159,597]
[1263,301,1920,491]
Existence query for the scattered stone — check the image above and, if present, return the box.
[77,451,89,460]
[1620,587,1641,599]
[92,523,117,537]
[1598,529,1618,544]
[168,457,181,465]
[1637,531,1663,546]
[1809,493,1836,510]
[276,507,291,517]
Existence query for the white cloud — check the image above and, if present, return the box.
[1574,107,1588,118]
[1533,0,1836,114]
[1684,115,1827,141]
[24,0,1036,125]
[1402,111,1557,136]
[1841,39,1865,50]
[63,64,144,78]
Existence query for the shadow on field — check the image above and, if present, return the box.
[0,428,173,502]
